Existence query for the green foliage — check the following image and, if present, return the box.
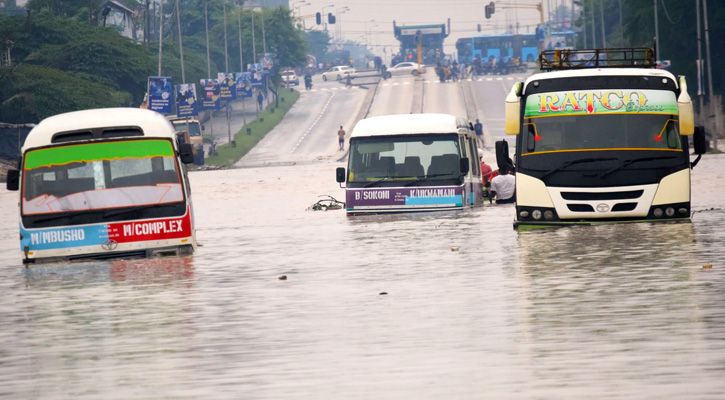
[0,64,132,123]
[203,89,300,168]
[0,3,310,123]
[575,0,725,99]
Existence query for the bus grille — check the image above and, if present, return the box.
[561,190,644,201]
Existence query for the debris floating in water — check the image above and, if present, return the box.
[278,275,287,280]
[703,263,713,269]
[451,246,459,252]
[308,195,346,211]
[379,292,388,295]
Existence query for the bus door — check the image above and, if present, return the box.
[512,35,523,59]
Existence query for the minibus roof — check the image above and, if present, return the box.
[522,67,679,93]
[23,108,176,150]
[351,113,470,138]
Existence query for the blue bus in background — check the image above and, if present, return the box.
[457,31,575,64]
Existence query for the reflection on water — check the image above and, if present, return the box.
[0,158,724,399]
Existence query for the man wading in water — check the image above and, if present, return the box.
[337,126,346,151]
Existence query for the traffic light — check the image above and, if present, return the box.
[477,24,481,32]
[414,30,422,45]
[485,2,495,19]
[328,13,336,24]
[315,12,321,25]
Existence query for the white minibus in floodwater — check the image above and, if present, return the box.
[336,113,484,215]
[5,108,197,263]
[497,48,708,230]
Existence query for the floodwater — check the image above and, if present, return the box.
[1,155,724,399]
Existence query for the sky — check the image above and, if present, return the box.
[297,0,571,61]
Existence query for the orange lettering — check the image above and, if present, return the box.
[560,92,582,112]
[601,91,624,110]
[539,94,560,113]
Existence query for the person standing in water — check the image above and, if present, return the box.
[337,126,346,151]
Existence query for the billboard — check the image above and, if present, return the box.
[148,76,172,114]
[247,63,264,88]
[199,79,221,110]
[235,72,253,98]
[174,83,198,117]
[217,72,237,100]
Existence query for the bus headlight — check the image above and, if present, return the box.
[678,207,688,215]
[519,210,530,218]
[532,210,542,220]
[653,208,663,217]
[544,210,554,220]
[665,207,675,217]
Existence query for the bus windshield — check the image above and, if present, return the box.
[348,135,461,183]
[522,89,682,155]
[22,139,183,215]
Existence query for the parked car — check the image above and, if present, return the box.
[385,62,426,78]
[321,65,356,81]
[281,70,299,86]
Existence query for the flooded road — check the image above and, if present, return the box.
[1,72,725,398]
[1,155,724,399]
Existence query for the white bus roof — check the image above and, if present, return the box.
[351,113,470,138]
[23,108,177,151]
[523,68,679,92]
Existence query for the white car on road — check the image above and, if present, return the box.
[385,62,426,78]
[281,70,299,85]
[321,65,356,81]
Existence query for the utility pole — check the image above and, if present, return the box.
[145,0,150,49]
[205,3,210,79]
[696,0,704,112]
[238,3,246,127]
[599,0,605,49]
[223,1,229,73]
[654,0,659,62]
[590,0,596,49]
[158,0,164,75]
[261,0,267,54]
[702,0,718,150]
[618,0,623,47]
[176,0,185,83]
[251,9,256,63]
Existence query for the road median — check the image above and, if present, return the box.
[200,89,300,169]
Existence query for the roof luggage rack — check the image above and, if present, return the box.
[539,48,656,71]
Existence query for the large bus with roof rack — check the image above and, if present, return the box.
[336,114,483,215]
[5,108,198,263]
[496,48,708,230]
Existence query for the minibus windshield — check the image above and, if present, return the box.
[348,134,460,183]
[22,139,183,215]
[522,89,683,155]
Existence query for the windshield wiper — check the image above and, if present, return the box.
[541,157,617,180]
[364,176,395,188]
[599,156,677,178]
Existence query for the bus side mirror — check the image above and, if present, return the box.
[6,169,19,191]
[178,143,194,164]
[505,82,522,135]
[693,125,707,155]
[677,76,694,135]
[336,167,346,184]
[496,140,514,172]
[459,158,470,175]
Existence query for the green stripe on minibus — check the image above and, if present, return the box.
[25,140,174,170]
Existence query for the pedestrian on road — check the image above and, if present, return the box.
[474,119,484,147]
[257,91,264,111]
[345,74,352,88]
[338,126,346,151]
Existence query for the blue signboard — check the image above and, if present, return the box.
[175,83,198,117]
[235,72,253,98]
[148,76,172,114]
[248,63,264,88]
[217,73,237,100]
[199,79,220,110]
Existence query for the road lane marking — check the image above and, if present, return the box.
[507,77,514,80]
[291,92,335,154]
[496,77,503,81]
[486,78,493,81]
